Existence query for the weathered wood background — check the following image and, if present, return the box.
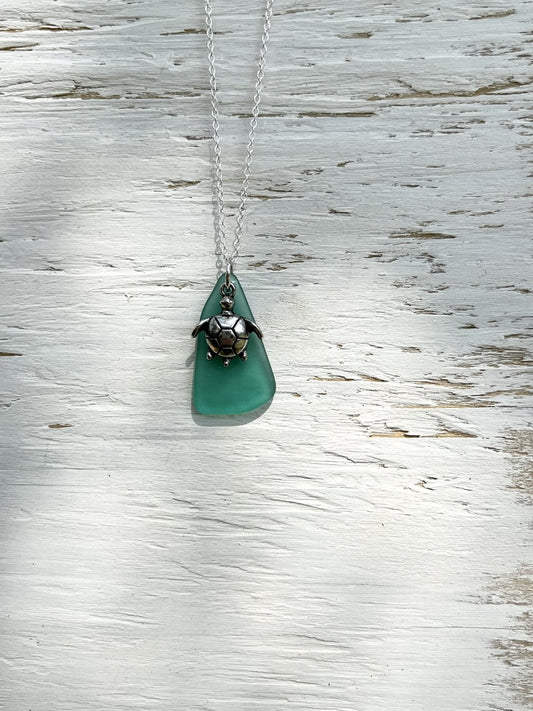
[1,0,532,709]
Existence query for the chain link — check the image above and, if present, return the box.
[204,0,274,273]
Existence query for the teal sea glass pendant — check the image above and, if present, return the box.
[191,273,276,415]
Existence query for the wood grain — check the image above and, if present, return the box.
[1,1,532,709]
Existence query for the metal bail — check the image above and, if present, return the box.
[224,263,232,290]
[220,264,236,297]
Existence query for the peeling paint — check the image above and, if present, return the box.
[0,1,531,709]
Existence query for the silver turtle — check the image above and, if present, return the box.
[192,291,263,367]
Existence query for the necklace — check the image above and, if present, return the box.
[191,0,277,416]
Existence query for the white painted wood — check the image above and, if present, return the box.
[1,1,531,709]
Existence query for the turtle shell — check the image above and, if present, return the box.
[206,314,248,358]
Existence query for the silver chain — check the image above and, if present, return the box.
[204,0,274,273]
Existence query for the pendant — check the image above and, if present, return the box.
[191,273,276,415]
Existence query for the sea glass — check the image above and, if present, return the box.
[192,274,276,415]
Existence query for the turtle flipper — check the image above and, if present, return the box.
[192,318,210,338]
[244,319,263,339]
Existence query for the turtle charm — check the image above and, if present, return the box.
[192,283,263,367]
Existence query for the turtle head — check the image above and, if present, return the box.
[220,295,234,312]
